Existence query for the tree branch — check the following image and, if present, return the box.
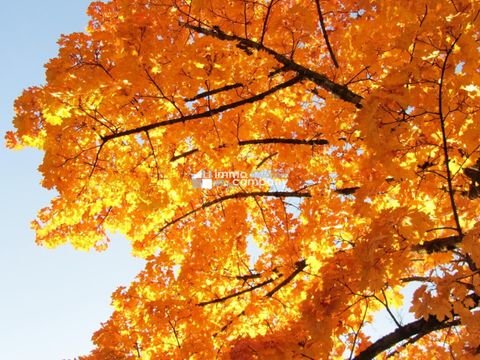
[355,293,480,359]
[400,276,432,283]
[349,300,369,360]
[170,138,328,162]
[184,82,243,102]
[411,235,462,253]
[198,259,306,306]
[353,316,460,360]
[334,186,360,195]
[314,0,339,68]
[102,76,303,142]
[260,0,275,44]
[170,148,199,162]
[238,138,328,146]
[158,191,311,232]
[197,277,278,306]
[265,259,307,297]
[438,35,462,234]
[182,23,362,107]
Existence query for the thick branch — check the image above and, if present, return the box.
[236,273,262,281]
[400,276,432,283]
[170,138,328,162]
[102,76,302,142]
[239,138,328,146]
[182,23,363,107]
[334,186,360,195]
[353,316,460,360]
[411,235,462,253]
[355,293,480,359]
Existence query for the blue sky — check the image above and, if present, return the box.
[0,1,145,359]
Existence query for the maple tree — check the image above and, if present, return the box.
[6,0,480,358]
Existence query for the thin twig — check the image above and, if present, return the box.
[260,0,275,44]
[349,300,369,360]
[265,259,307,297]
[438,35,462,234]
[145,131,161,180]
[184,83,243,102]
[197,277,278,306]
[314,0,338,67]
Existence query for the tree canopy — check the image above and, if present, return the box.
[6,0,480,358]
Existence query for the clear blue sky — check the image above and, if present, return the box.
[0,1,145,359]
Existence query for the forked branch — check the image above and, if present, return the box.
[182,23,363,107]
[198,259,307,306]
[102,76,303,142]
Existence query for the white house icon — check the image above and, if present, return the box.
[191,170,213,189]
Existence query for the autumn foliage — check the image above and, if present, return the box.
[6,0,480,358]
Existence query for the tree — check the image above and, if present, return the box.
[6,0,480,358]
